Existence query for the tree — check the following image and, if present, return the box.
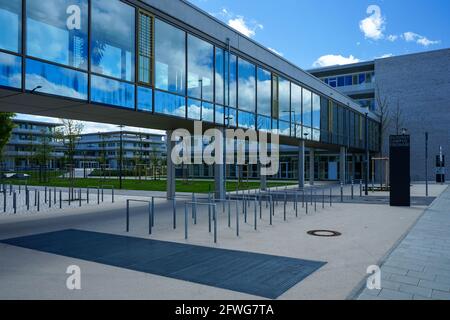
[375,85,391,156]
[393,99,405,135]
[0,112,15,171]
[34,128,55,182]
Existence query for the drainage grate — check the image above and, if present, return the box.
[307,230,342,237]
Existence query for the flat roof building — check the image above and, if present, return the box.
[0,0,381,197]
[309,48,450,181]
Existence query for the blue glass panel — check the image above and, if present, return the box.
[202,102,214,123]
[0,52,21,89]
[0,0,21,52]
[154,90,186,118]
[215,49,225,105]
[228,54,237,108]
[257,68,271,116]
[27,0,88,69]
[324,78,329,84]
[344,75,353,86]
[26,58,87,99]
[226,107,237,127]
[302,88,312,128]
[215,105,225,125]
[337,76,345,87]
[272,119,279,135]
[279,77,290,121]
[187,35,213,101]
[187,98,201,121]
[329,79,337,88]
[358,73,365,84]
[257,115,271,132]
[155,19,185,95]
[91,0,135,81]
[238,58,256,112]
[91,75,134,108]
[238,111,255,129]
[313,129,320,142]
[279,120,290,136]
[137,86,152,112]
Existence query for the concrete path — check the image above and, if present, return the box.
[357,186,450,300]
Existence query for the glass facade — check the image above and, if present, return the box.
[0,52,21,88]
[27,0,88,70]
[26,58,87,100]
[187,35,213,102]
[91,0,135,81]
[155,19,185,95]
[237,58,256,113]
[0,0,380,153]
[0,0,21,53]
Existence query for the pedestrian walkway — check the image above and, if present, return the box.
[357,186,450,300]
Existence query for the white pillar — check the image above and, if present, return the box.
[166,130,176,200]
[309,148,315,186]
[340,146,347,184]
[298,140,305,188]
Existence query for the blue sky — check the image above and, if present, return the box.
[189,0,449,69]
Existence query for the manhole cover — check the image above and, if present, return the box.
[307,230,342,237]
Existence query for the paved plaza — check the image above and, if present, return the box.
[0,183,448,300]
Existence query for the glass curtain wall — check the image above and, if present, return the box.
[237,58,256,129]
[278,77,290,136]
[302,88,312,139]
[291,83,302,138]
[256,67,271,131]
[0,0,21,53]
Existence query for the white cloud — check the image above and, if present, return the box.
[268,47,283,56]
[312,54,360,68]
[14,114,166,135]
[387,35,398,42]
[375,53,394,59]
[359,5,385,40]
[213,8,263,38]
[402,32,440,47]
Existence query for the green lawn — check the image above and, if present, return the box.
[1,175,295,193]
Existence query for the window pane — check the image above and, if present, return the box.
[0,52,21,89]
[228,54,237,108]
[187,98,201,120]
[188,35,213,102]
[137,86,152,112]
[138,11,153,84]
[91,0,135,81]
[279,77,290,121]
[237,58,255,112]
[257,67,271,116]
[226,107,237,127]
[215,48,225,105]
[279,120,290,136]
[272,75,279,119]
[26,58,87,99]
[257,115,271,132]
[154,90,186,118]
[27,0,88,69]
[91,75,134,108]
[155,19,185,95]
[215,105,224,125]
[291,83,302,124]
[0,0,21,52]
[302,88,312,128]
[320,97,329,142]
[312,93,321,130]
[238,111,255,129]
[202,101,214,123]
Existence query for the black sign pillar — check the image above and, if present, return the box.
[390,135,411,206]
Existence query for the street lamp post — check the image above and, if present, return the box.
[365,113,369,196]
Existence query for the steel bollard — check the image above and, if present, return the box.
[126,200,130,232]
[283,192,287,221]
[330,188,333,207]
[87,188,90,204]
[269,197,273,225]
[306,198,308,215]
[13,191,16,214]
[79,188,82,207]
[254,199,257,230]
[360,179,363,197]
[184,202,188,240]
[351,180,354,199]
[37,191,40,212]
[228,200,231,228]
[236,201,240,237]
[314,190,317,212]
[59,190,62,209]
[213,206,217,244]
[173,198,177,230]
[151,197,155,227]
[49,189,52,208]
[148,202,153,235]
[340,183,344,203]
[322,189,325,209]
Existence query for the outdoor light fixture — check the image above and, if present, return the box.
[30,85,42,94]
[401,128,408,135]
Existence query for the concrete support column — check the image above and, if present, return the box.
[298,140,305,188]
[259,163,267,191]
[215,128,225,199]
[340,146,347,184]
[309,148,315,186]
[166,130,176,200]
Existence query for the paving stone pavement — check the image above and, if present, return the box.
[358,186,450,300]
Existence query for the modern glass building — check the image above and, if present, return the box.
[0,0,381,196]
